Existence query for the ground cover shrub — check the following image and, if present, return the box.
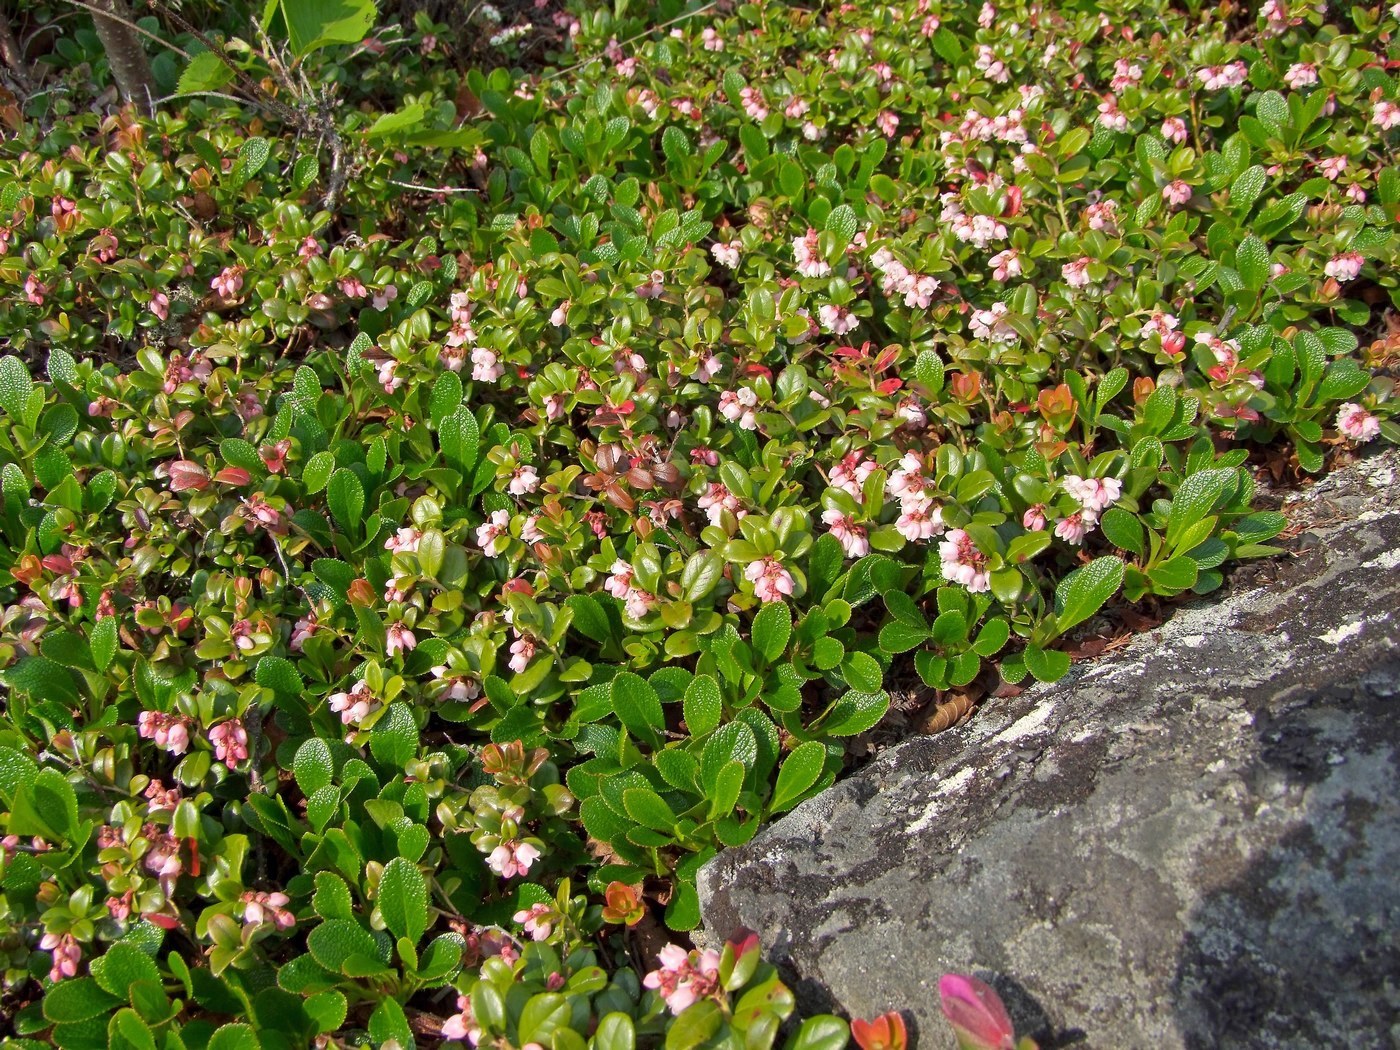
[0,0,1397,1045]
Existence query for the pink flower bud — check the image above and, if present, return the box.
[938,975,1017,1050]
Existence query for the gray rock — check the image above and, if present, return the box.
[698,452,1400,1050]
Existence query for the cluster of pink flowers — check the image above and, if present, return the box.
[487,839,541,878]
[210,266,244,298]
[209,719,249,769]
[476,509,513,556]
[1053,474,1124,544]
[386,621,416,658]
[328,680,380,727]
[1141,310,1185,356]
[508,631,536,673]
[40,931,81,982]
[711,240,741,268]
[241,890,295,929]
[513,902,555,941]
[888,452,947,543]
[143,825,184,895]
[871,248,940,308]
[792,227,832,278]
[817,303,859,335]
[605,560,659,618]
[138,711,192,755]
[698,482,743,526]
[471,346,504,383]
[643,944,722,1015]
[740,86,769,120]
[943,194,1008,248]
[441,996,481,1044]
[1337,402,1381,443]
[1323,252,1364,282]
[822,509,870,558]
[745,556,795,603]
[1061,257,1092,288]
[1196,62,1248,91]
[969,302,1016,343]
[939,529,992,592]
[719,387,760,430]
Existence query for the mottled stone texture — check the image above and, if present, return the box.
[698,452,1400,1050]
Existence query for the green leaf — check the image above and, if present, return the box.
[277,0,377,57]
[293,155,320,193]
[770,740,825,813]
[824,204,858,243]
[4,655,79,705]
[312,873,354,921]
[9,767,80,841]
[701,722,757,790]
[1166,469,1235,548]
[326,469,364,534]
[370,703,418,768]
[237,137,270,180]
[915,350,945,395]
[785,1016,850,1050]
[878,620,928,654]
[519,993,572,1046]
[429,372,463,426]
[821,690,889,736]
[662,126,693,169]
[1022,645,1071,683]
[0,356,34,419]
[306,918,380,973]
[92,943,162,1000]
[293,738,334,796]
[1099,507,1145,557]
[566,594,613,645]
[366,104,428,140]
[302,451,335,493]
[177,49,235,95]
[612,672,665,750]
[1148,555,1199,593]
[840,651,881,693]
[1235,234,1270,291]
[1054,556,1125,634]
[1229,165,1266,214]
[622,788,677,832]
[254,655,303,696]
[207,1023,261,1050]
[595,1014,636,1050]
[304,990,348,1034]
[378,857,429,945]
[683,674,722,737]
[666,1000,722,1050]
[43,978,121,1023]
[750,602,791,663]
[368,998,414,1050]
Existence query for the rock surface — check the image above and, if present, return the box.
[698,451,1400,1050]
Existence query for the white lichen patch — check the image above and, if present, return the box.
[993,702,1058,745]
[1319,620,1365,645]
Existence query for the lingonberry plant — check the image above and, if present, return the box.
[0,0,1396,1045]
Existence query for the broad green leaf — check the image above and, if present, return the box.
[612,672,665,750]
[750,602,792,663]
[277,0,377,57]
[770,741,825,812]
[378,857,429,944]
[1054,556,1126,633]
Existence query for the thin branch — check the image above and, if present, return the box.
[385,178,480,194]
[59,0,192,60]
[153,89,274,111]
